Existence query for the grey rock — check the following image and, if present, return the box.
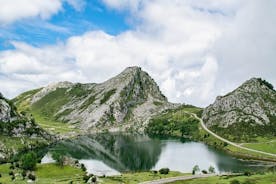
[202,78,276,128]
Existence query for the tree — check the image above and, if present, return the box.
[52,152,65,167]
[192,165,200,175]
[208,166,215,173]
[20,152,37,171]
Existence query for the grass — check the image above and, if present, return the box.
[35,164,84,183]
[0,163,188,184]
[32,112,78,135]
[169,173,276,184]
[100,89,116,104]
[100,171,190,184]
[0,163,85,184]
[242,140,276,154]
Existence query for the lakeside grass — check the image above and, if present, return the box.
[169,173,276,184]
[0,163,84,184]
[0,163,188,184]
[99,171,190,184]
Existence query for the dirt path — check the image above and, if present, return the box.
[191,113,276,158]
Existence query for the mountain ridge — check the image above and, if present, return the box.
[14,66,177,134]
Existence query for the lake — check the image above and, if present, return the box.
[42,133,271,176]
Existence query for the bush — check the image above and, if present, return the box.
[201,170,208,174]
[153,170,158,174]
[9,165,15,170]
[11,175,15,180]
[81,163,87,171]
[83,174,90,183]
[230,179,241,184]
[9,171,14,176]
[28,173,36,181]
[244,171,252,176]
[159,168,170,174]
[0,173,1,177]
[92,176,97,183]
[208,166,215,173]
[20,152,37,171]
[22,170,27,179]
[52,152,65,167]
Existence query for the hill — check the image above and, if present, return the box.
[202,78,276,142]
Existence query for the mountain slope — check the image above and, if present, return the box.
[0,93,50,161]
[202,78,276,142]
[14,67,176,133]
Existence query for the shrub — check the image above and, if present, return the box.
[9,171,14,176]
[230,179,241,184]
[81,163,87,171]
[20,152,37,171]
[22,170,27,179]
[9,165,15,170]
[0,173,1,177]
[208,166,215,173]
[244,171,252,176]
[159,168,170,174]
[92,176,97,183]
[83,174,90,183]
[52,152,65,167]
[28,173,36,181]
[201,170,208,174]
[11,175,15,181]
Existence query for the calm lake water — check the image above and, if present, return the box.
[42,133,270,176]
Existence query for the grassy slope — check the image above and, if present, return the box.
[169,173,276,184]
[13,87,86,135]
[145,105,203,138]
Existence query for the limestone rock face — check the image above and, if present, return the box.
[15,67,177,133]
[0,98,11,122]
[202,78,276,130]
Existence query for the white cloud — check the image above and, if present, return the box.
[0,0,275,107]
[0,0,62,24]
[0,0,86,24]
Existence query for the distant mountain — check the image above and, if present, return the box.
[14,67,176,133]
[202,78,276,142]
[0,92,50,160]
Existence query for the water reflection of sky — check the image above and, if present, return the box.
[153,141,218,173]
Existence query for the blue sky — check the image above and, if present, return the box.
[0,0,275,107]
[0,0,131,50]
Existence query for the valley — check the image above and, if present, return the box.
[1,67,276,184]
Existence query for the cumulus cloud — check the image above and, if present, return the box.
[0,0,275,107]
[0,0,62,24]
[0,0,86,24]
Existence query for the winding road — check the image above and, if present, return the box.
[191,113,276,158]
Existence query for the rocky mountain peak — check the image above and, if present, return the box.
[15,67,173,133]
[202,78,276,141]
